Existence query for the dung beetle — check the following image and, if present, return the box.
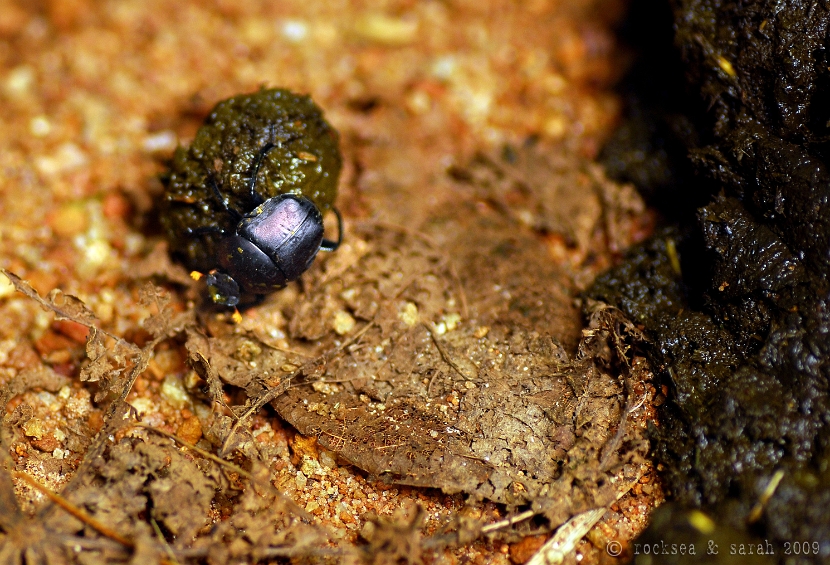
[200,143,343,309]
[160,89,343,316]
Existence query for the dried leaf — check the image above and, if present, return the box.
[139,283,173,338]
[195,206,651,535]
[2,270,98,327]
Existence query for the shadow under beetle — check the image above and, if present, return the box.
[160,89,343,318]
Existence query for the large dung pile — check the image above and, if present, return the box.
[592,0,830,560]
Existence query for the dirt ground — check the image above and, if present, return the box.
[0,1,663,563]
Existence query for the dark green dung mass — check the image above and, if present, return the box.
[161,88,341,273]
[593,0,830,556]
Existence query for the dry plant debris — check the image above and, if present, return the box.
[0,0,663,563]
[0,143,657,564]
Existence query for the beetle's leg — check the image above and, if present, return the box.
[320,206,344,252]
[248,142,277,206]
[206,173,243,221]
[184,224,226,237]
[248,134,304,207]
[204,270,241,308]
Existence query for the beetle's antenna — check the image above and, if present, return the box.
[320,207,344,252]
[184,225,225,237]
[206,173,243,221]
[248,142,277,206]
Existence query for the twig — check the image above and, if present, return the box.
[480,509,535,534]
[151,518,181,565]
[259,341,314,358]
[14,471,133,548]
[220,380,291,456]
[423,323,474,381]
[748,469,784,523]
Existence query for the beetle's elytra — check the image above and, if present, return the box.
[160,88,342,308]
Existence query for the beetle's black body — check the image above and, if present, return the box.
[160,88,342,308]
[205,193,340,306]
[220,195,325,293]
